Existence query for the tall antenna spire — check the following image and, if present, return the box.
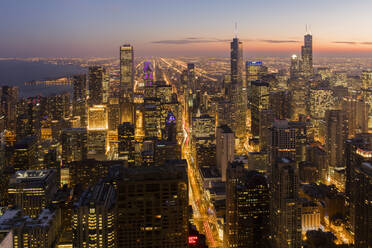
[234,22,238,38]
[305,24,308,35]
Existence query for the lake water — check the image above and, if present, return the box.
[0,60,85,98]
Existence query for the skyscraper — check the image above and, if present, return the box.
[216,125,235,182]
[117,163,188,247]
[301,30,313,77]
[270,120,297,163]
[230,38,243,85]
[325,110,348,167]
[120,44,134,97]
[88,66,107,106]
[271,158,302,248]
[8,169,58,218]
[225,162,270,247]
[73,183,117,248]
[118,122,135,165]
[72,74,87,126]
[251,81,269,138]
[61,128,87,164]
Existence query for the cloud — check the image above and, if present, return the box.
[151,37,229,45]
[151,37,299,45]
[332,41,372,45]
[259,39,299,44]
[333,41,358,45]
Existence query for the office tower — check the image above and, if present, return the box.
[309,88,336,120]
[120,100,135,124]
[61,128,87,164]
[0,86,18,131]
[143,103,160,138]
[271,158,301,248]
[144,61,154,87]
[156,84,173,104]
[87,105,108,160]
[120,44,134,97]
[12,136,37,171]
[344,134,372,236]
[301,31,313,77]
[300,200,321,233]
[246,61,267,83]
[288,77,308,121]
[231,37,243,85]
[290,54,300,79]
[352,161,372,247]
[46,93,70,120]
[108,97,120,131]
[154,140,181,165]
[269,90,291,119]
[72,74,87,116]
[0,207,61,248]
[361,70,372,131]
[8,169,58,218]
[183,63,197,92]
[65,160,123,189]
[342,96,369,137]
[16,96,44,139]
[307,145,328,183]
[117,164,188,247]
[73,183,116,248]
[230,37,246,138]
[88,66,107,106]
[225,162,270,247]
[164,111,177,142]
[251,81,269,138]
[270,120,297,163]
[192,114,214,140]
[216,125,234,181]
[118,122,135,165]
[325,110,348,167]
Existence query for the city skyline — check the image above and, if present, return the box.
[2,0,372,57]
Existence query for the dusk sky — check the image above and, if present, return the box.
[1,0,372,58]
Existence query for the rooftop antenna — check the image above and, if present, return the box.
[305,24,308,35]
[234,22,238,38]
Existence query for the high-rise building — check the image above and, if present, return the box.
[88,105,108,130]
[0,207,62,248]
[251,81,269,138]
[230,38,243,85]
[352,161,372,248]
[73,183,117,248]
[288,77,308,121]
[117,163,188,247]
[108,97,121,131]
[88,66,107,106]
[225,162,270,247]
[271,158,302,248]
[342,95,369,137]
[216,125,235,182]
[290,54,300,79]
[325,110,348,167]
[246,61,267,83]
[72,74,87,127]
[0,86,18,131]
[301,31,313,77]
[8,169,58,218]
[361,70,372,132]
[11,136,37,171]
[344,134,372,237]
[120,44,134,97]
[61,128,87,164]
[118,122,135,165]
[270,120,297,163]
[143,103,160,138]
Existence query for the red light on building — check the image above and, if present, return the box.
[188,236,198,245]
